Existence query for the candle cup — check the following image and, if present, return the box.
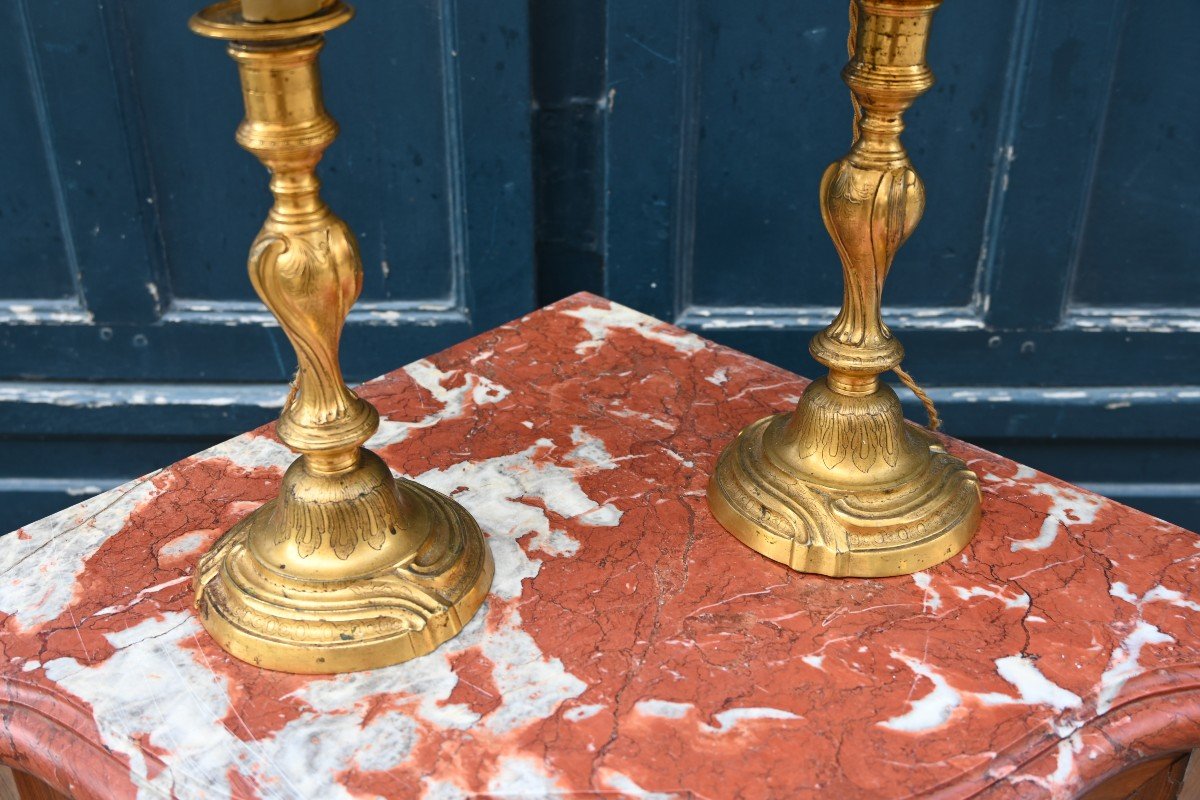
[189,0,493,673]
[707,0,981,577]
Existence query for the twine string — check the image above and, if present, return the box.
[893,363,942,431]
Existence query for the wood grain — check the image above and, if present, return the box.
[0,768,67,800]
[1083,752,1190,800]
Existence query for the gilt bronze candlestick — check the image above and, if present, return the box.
[708,0,981,577]
[190,0,493,673]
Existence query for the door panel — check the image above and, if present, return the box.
[0,12,74,301]
[601,0,1200,529]
[124,0,462,305]
[0,0,533,532]
[1072,0,1200,308]
[687,0,1015,310]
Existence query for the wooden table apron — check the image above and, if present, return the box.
[1,293,1198,799]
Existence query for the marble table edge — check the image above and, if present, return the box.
[0,291,1197,800]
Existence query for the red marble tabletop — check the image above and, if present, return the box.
[1,293,1198,799]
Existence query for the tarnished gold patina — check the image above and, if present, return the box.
[708,0,981,577]
[190,0,492,673]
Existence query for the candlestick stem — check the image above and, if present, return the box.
[707,0,981,577]
[189,0,493,673]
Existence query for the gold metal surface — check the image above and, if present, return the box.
[241,0,332,23]
[189,1,493,673]
[707,0,981,578]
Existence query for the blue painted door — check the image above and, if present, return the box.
[595,0,1199,527]
[0,0,533,530]
[4,0,1197,533]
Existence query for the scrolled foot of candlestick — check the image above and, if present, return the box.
[195,450,494,674]
[708,378,980,578]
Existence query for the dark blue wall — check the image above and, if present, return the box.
[2,0,1197,533]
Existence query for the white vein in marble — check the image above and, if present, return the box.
[26,405,630,797]
[563,304,705,356]
[1011,483,1102,553]
[370,360,510,448]
[0,479,162,628]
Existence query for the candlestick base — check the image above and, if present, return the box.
[194,450,494,674]
[188,0,493,674]
[708,378,980,577]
